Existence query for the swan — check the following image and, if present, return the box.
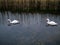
[46,18,58,25]
[8,19,19,24]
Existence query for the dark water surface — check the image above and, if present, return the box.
[0,12,60,45]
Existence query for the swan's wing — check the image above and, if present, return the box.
[13,20,18,22]
[11,20,19,23]
[50,21,57,24]
[50,21,56,23]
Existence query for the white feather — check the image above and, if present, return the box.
[46,18,58,25]
[8,19,19,24]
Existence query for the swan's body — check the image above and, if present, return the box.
[8,19,19,24]
[46,18,58,25]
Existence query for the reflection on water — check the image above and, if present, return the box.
[0,12,60,45]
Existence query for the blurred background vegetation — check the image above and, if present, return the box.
[0,0,60,13]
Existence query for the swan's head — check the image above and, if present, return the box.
[8,19,11,22]
[46,18,49,21]
[8,19,10,21]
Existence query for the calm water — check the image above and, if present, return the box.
[0,12,60,45]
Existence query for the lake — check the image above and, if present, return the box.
[0,11,60,45]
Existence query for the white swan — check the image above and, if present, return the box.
[46,18,58,25]
[8,19,19,24]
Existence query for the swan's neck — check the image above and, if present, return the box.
[8,19,11,23]
[47,19,50,22]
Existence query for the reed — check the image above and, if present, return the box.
[0,0,60,13]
